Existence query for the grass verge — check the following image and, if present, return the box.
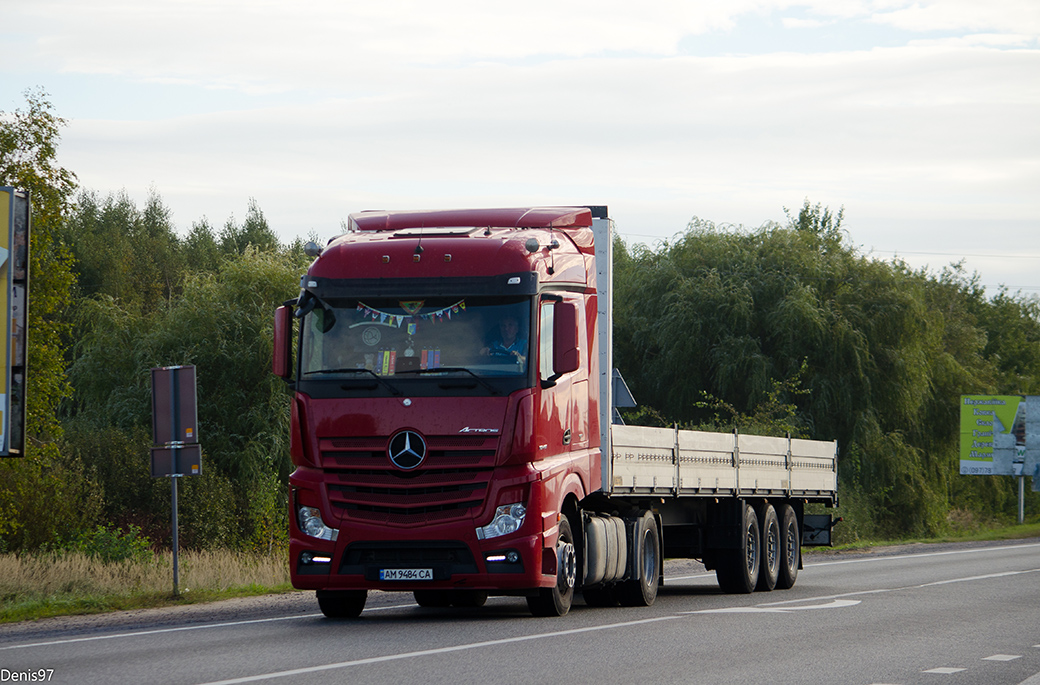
[807,520,1040,553]
[0,549,293,624]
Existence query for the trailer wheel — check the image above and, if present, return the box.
[316,590,367,618]
[715,501,760,594]
[617,512,660,607]
[527,517,576,617]
[776,503,800,589]
[756,504,780,592]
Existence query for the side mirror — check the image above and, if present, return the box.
[273,305,293,378]
[553,301,579,375]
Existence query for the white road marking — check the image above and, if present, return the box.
[984,654,1022,661]
[0,603,415,652]
[923,667,966,674]
[0,614,323,651]
[919,570,1038,587]
[807,541,1040,568]
[196,615,683,685]
[682,598,861,614]
[757,568,1040,608]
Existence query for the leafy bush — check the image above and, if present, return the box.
[57,524,153,564]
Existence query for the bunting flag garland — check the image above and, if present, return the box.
[356,300,466,328]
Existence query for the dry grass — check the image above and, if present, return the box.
[0,550,293,622]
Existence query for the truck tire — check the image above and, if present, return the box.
[776,503,800,589]
[715,501,760,594]
[617,512,660,607]
[316,589,367,618]
[527,517,576,617]
[413,590,453,608]
[449,590,489,608]
[755,504,780,592]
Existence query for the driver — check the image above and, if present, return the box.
[480,315,527,363]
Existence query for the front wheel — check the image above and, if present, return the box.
[316,590,367,618]
[527,517,576,617]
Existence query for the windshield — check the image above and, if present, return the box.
[300,296,531,379]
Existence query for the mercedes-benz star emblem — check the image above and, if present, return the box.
[388,430,427,470]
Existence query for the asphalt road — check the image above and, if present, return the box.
[2,538,1039,685]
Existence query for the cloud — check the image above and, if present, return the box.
[872,0,1040,34]
[11,0,1036,95]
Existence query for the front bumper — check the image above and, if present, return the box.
[289,466,560,593]
[290,527,552,592]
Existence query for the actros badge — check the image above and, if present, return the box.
[388,430,427,470]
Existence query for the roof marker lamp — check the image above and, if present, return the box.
[297,505,339,541]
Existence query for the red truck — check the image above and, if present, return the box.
[273,206,838,617]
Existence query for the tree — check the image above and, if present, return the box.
[62,189,183,315]
[0,89,102,550]
[613,201,1039,538]
[0,88,77,440]
[65,245,306,548]
[219,198,279,255]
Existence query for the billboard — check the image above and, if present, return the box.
[960,395,1040,488]
[0,188,29,457]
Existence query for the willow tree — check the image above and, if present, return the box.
[613,201,1037,538]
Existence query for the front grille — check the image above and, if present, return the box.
[322,435,498,525]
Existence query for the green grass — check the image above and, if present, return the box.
[0,549,294,624]
[808,520,1040,553]
[0,583,297,624]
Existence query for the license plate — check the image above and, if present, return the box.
[380,568,433,581]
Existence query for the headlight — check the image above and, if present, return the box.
[297,505,339,541]
[476,503,526,540]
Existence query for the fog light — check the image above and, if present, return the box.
[485,549,521,565]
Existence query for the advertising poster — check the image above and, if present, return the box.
[959,395,1024,475]
[0,187,29,457]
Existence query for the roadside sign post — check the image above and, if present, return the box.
[151,365,201,596]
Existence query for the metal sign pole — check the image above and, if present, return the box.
[1019,475,1025,525]
[150,364,200,597]
[172,471,180,595]
[170,370,180,597]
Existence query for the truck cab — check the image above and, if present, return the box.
[274,207,604,616]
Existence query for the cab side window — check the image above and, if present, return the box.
[539,301,554,383]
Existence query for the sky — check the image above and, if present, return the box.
[2,0,1039,293]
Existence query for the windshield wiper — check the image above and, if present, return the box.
[395,367,501,395]
[303,368,402,396]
